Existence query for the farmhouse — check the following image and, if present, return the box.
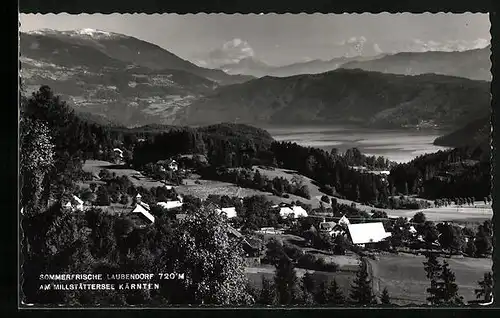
[227,226,260,257]
[167,159,179,171]
[319,220,345,237]
[338,215,351,228]
[63,195,85,212]
[113,148,124,163]
[157,199,183,211]
[215,207,237,219]
[274,204,308,218]
[131,203,155,225]
[257,227,284,235]
[347,222,391,247]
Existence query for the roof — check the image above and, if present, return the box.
[339,215,351,226]
[227,226,243,239]
[157,201,183,210]
[72,195,83,205]
[279,205,308,218]
[347,222,391,245]
[215,207,237,218]
[132,204,155,223]
[319,221,337,231]
[113,148,123,153]
[409,226,417,234]
[139,202,150,210]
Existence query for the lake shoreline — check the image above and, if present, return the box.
[261,124,452,163]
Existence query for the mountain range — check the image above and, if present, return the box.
[20,29,491,135]
[220,55,384,78]
[340,47,491,81]
[176,69,490,129]
[218,46,490,81]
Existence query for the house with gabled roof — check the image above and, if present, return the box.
[338,215,351,228]
[129,193,155,226]
[157,200,183,211]
[215,207,237,219]
[63,195,85,212]
[275,203,308,219]
[131,203,155,225]
[347,222,391,247]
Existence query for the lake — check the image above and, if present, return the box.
[264,125,451,163]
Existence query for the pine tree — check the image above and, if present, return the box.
[423,253,442,281]
[299,271,317,305]
[475,272,493,303]
[328,279,345,305]
[349,258,374,305]
[380,287,391,305]
[439,260,464,306]
[301,271,316,295]
[274,256,299,305]
[423,252,443,305]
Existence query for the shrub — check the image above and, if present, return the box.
[283,242,304,260]
[297,253,338,272]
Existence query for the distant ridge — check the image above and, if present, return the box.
[340,46,491,81]
[176,68,490,130]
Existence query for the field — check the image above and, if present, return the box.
[245,264,357,297]
[368,254,492,305]
[313,195,493,223]
[252,166,323,207]
[82,160,165,188]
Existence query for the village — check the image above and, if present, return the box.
[54,146,493,306]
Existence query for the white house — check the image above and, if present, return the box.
[157,200,183,210]
[215,207,237,219]
[167,159,179,172]
[409,225,418,235]
[338,215,351,227]
[63,195,85,211]
[72,195,84,211]
[278,205,308,219]
[347,222,391,245]
[132,203,155,224]
[113,148,124,158]
[319,220,345,237]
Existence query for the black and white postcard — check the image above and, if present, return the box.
[19,13,493,308]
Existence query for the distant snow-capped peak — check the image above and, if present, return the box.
[26,28,123,39]
[75,28,112,37]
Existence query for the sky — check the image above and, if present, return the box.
[19,13,490,67]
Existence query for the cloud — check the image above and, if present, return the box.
[336,36,368,56]
[204,38,255,67]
